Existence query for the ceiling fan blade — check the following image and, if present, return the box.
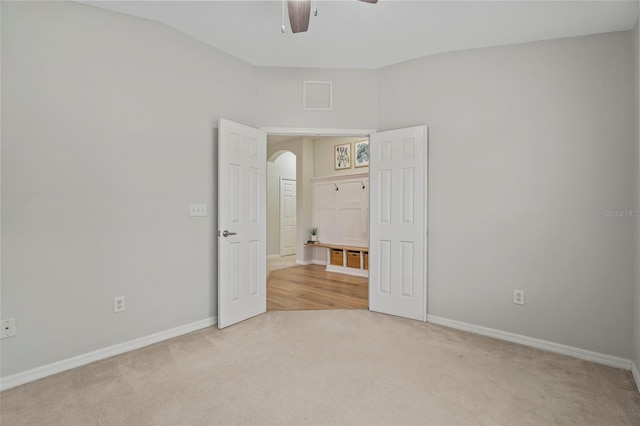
[359,0,379,3]
[287,0,311,33]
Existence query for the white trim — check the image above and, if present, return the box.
[267,254,281,259]
[427,315,631,370]
[0,317,217,391]
[325,264,369,277]
[260,127,375,137]
[423,126,429,322]
[632,362,640,394]
[295,259,327,266]
[311,172,369,183]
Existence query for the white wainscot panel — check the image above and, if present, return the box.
[338,208,360,240]
[337,181,363,204]
[316,209,337,240]
[316,183,337,208]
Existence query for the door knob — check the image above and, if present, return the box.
[222,230,237,237]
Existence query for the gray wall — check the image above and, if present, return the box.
[634,18,640,374]
[2,0,638,380]
[0,1,255,376]
[255,67,378,130]
[379,32,636,358]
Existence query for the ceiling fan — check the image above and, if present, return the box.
[286,0,378,34]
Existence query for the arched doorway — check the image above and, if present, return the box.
[267,150,297,258]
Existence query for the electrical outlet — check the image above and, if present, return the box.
[189,204,207,217]
[114,296,125,313]
[1,318,16,338]
[514,289,525,305]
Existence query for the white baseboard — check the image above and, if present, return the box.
[427,315,631,370]
[296,259,328,266]
[632,362,640,394]
[325,264,369,277]
[267,254,280,259]
[0,317,217,391]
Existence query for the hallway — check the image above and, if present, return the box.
[267,264,368,311]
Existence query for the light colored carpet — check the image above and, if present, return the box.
[1,310,639,425]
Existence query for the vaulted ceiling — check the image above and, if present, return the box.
[83,1,639,69]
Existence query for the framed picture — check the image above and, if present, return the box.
[354,140,369,168]
[334,143,351,170]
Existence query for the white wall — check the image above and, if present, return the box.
[633,18,640,378]
[267,151,296,256]
[255,67,378,130]
[0,1,255,377]
[379,32,636,359]
[313,136,369,178]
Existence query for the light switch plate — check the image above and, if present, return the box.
[189,204,207,217]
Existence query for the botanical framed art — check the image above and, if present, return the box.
[334,143,351,170]
[354,140,369,168]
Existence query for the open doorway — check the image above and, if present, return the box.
[265,135,369,311]
[218,120,427,328]
[266,150,297,274]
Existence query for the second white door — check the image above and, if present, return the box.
[369,125,428,321]
[280,178,296,256]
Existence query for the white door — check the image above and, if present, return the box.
[218,118,267,329]
[280,178,297,256]
[369,126,428,321]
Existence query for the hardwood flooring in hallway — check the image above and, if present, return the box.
[267,264,368,311]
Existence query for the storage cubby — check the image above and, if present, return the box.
[347,251,360,268]
[306,243,369,277]
[330,249,344,266]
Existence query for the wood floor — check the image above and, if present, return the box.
[267,264,368,311]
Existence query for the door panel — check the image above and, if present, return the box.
[218,118,266,329]
[369,126,428,321]
[280,178,297,256]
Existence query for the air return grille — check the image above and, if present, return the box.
[303,81,333,111]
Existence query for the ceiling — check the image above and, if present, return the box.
[83,1,639,69]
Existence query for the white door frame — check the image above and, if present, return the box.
[259,126,428,321]
[260,127,376,137]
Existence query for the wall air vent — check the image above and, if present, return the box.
[303,81,333,111]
